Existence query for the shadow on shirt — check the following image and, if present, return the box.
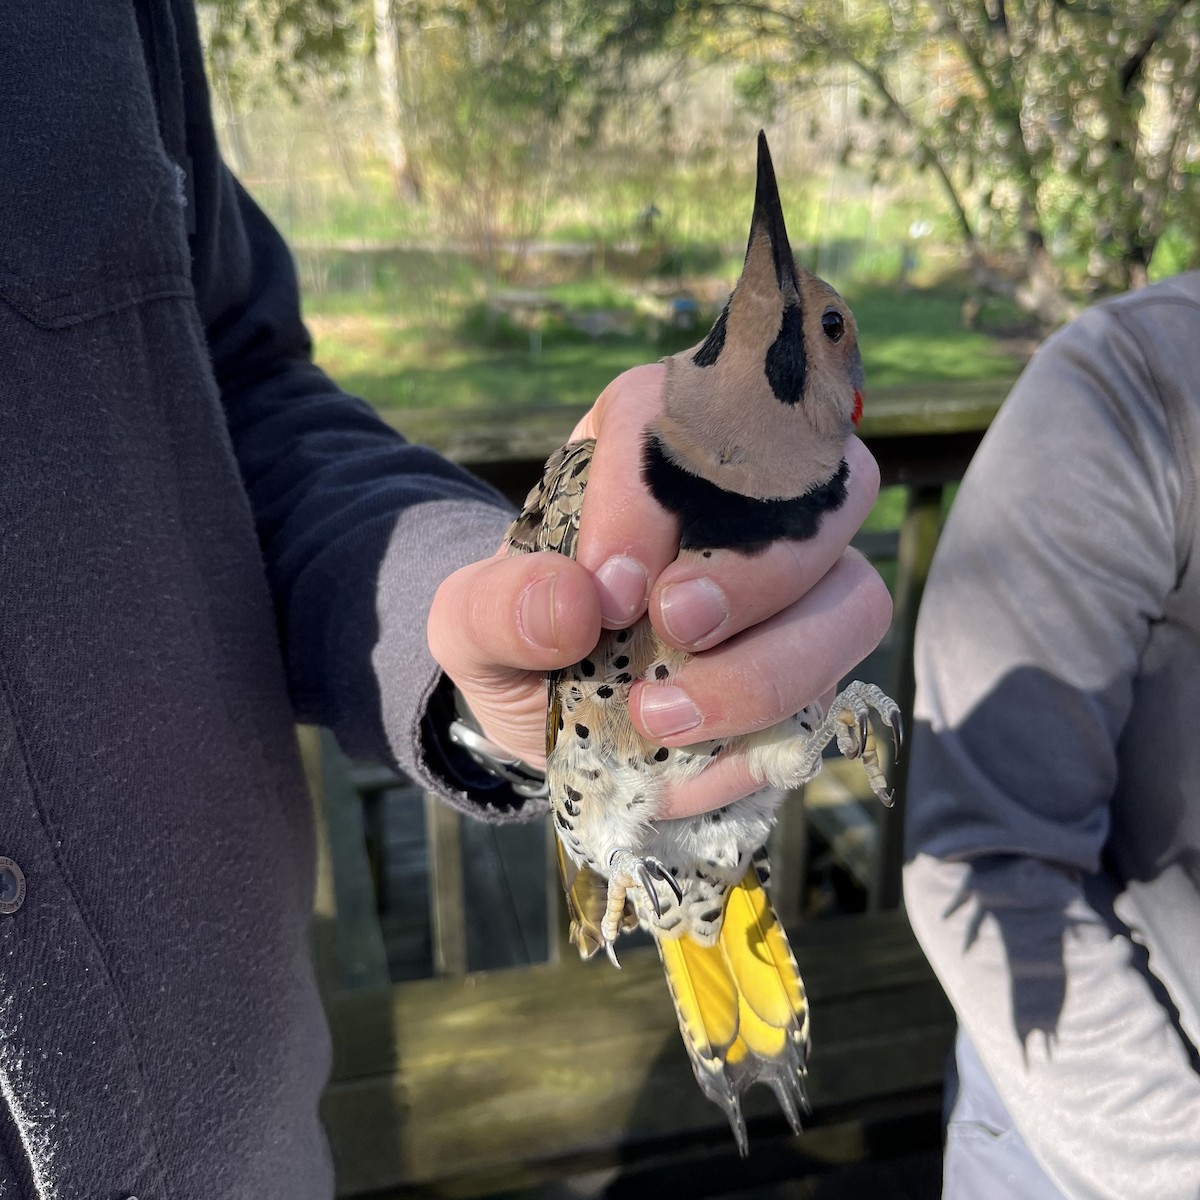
[905,661,1200,1063]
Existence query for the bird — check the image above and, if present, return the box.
[505,131,900,1154]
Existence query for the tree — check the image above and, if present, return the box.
[394,2,577,275]
[201,0,574,229]
[199,0,363,101]
[574,0,1200,325]
[373,0,422,202]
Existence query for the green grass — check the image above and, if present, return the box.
[238,113,1022,421]
[305,270,1021,415]
[247,167,438,246]
[847,286,1022,388]
[321,326,661,411]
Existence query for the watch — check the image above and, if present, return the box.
[447,690,549,800]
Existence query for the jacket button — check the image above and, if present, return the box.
[0,857,25,915]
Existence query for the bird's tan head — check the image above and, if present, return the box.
[654,132,864,502]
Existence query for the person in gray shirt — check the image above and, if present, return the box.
[905,272,1200,1199]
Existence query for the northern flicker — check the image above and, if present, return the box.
[505,132,900,1152]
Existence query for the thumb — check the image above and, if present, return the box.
[428,550,601,689]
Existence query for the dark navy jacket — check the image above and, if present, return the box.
[0,3,514,1195]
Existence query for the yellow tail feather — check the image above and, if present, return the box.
[735,992,788,1060]
[657,867,809,1155]
[721,871,809,1031]
[659,936,739,1054]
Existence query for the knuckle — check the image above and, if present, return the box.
[704,659,790,733]
[847,437,881,501]
[863,572,894,643]
[777,532,818,586]
[763,668,794,727]
[838,550,893,648]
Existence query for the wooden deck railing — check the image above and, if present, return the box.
[306,380,1009,1196]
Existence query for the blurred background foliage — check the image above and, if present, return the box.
[198,0,1200,418]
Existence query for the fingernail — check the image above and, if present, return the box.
[639,685,702,737]
[594,555,649,627]
[518,575,558,650]
[659,577,728,645]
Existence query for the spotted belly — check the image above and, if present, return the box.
[546,618,779,944]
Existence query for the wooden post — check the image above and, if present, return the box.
[870,483,944,911]
[424,792,469,976]
[545,818,563,964]
[768,787,809,926]
[299,725,341,999]
[301,727,392,992]
[318,731,392,989]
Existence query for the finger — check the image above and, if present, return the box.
[658,754,773,820]
[427,551,601,685]
[573,363,682,630]
[631,549,891,745]
[648,436,881,650]
[656,679,827,816]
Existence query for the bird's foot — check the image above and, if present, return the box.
[818,682,902,805]
[749,683,902,806]
[600,850,684,965]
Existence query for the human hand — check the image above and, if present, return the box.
[426,363,891,815]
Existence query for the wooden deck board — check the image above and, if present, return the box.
[321,912,953,1196]
[386,382,1006,467]
[458,1099,943,1199]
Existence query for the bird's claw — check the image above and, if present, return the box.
[889,710,904,760]
[644,857,685,905]
[608,850,683,924]
[635,861,664,917]
[604,940,621,969]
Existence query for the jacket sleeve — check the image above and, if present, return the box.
[903,302,1200,1198]
[176,8,533,818]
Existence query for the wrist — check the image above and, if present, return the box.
[447,687,548,800]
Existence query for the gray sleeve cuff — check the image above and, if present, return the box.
[370,497,549,823]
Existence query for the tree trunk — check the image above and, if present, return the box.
[962,244,1079,332]
[1014,239,1079,327]
[964,198,1079,331]
[374,0,421,204]
[1130,262,1150,290]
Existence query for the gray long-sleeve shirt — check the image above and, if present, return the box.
[0,2,520,1195]
[904,273,1200,1199]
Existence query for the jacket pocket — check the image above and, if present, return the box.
[0,3,193,329]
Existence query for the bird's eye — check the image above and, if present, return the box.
[821,309,845,343]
